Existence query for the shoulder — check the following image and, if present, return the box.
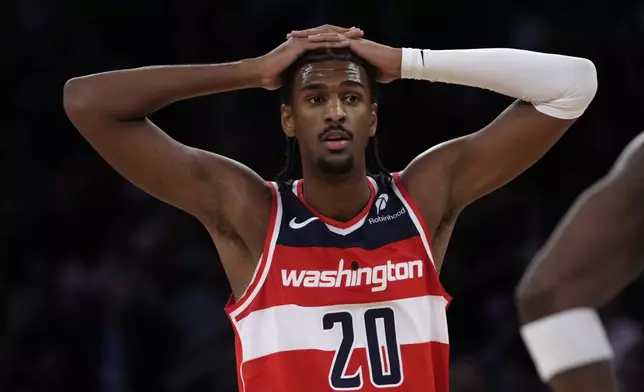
[396,143,461,231]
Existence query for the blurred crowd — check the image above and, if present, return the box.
[4,0,644,391]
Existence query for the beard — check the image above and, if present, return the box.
[316,153,355,176]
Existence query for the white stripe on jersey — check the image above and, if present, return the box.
[236,295,449,362]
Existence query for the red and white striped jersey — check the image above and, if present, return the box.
[225,173,451,392]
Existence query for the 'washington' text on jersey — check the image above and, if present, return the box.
[281,258,424,292]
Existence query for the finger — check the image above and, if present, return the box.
[307,32,348,43]
[291,27,362,41]
[307,40,351,50]
[290,25,354,37]
[319,24,354,33]
[343,28,364,39]
[289,29,325,38]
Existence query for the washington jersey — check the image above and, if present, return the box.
[225,173,451,392]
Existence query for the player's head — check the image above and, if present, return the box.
[277,48,389,183]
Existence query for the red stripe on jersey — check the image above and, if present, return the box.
[297,178,376,229]
[238,341,449,392]
[233,236,446,322]
[225,182,279,315]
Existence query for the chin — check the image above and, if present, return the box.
[316,154,355,176]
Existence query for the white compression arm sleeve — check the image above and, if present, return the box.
[401,48,598,120]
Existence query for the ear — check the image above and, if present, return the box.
[281,104,295,137]
[369,103,378,137]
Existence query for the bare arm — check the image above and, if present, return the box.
[63,61,270,224]
[401,103,575,261]
[432,101,575,208]
[63,63,276,288]
[516,131,644,392]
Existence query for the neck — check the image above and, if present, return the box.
[301,167,372,223]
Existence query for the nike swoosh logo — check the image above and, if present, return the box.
[289,217,319,229]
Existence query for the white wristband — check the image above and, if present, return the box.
[520,307,614,381]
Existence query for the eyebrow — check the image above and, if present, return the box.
[300,80,366,91]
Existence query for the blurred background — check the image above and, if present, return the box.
[3,0,644,391]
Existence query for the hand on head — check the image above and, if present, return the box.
[287,24,402,84]
[286,25,365,41]
[256,25,363,90]
[256,24,400,90]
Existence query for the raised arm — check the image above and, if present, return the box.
[64,61,270,221]
[515,131,644,392]
[63,32,358,295]
[397,48,598,225]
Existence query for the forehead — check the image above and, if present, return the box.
[294,60,370,89]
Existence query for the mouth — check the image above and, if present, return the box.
[321,130,351,151]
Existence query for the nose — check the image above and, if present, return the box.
[323,96,346,124]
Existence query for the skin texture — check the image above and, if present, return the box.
[516,131,644,392]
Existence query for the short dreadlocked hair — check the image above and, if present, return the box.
[276,47,391,187]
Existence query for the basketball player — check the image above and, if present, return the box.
[517,131,644,392]
[63,25,597,391]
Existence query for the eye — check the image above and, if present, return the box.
[307,95,324,105]
[344,94,360,104]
